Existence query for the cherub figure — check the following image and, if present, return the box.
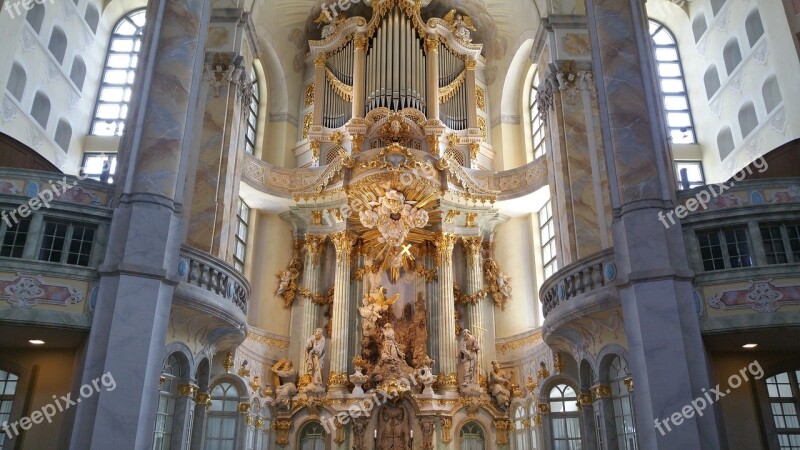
[443,9,476,43]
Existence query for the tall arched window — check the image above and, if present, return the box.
[298,421,325,450]
[205,382,241,450]
[514,406,527,449]
[745,9,764,47]
[460,421,486,450]
[91,9,146,136]
[723,39,743,75]
[692,14,707,43]
[0,369,19,450]
[84,4,100,34]
[738,102,759,138]
[609,356,637,450]
[717,127,735,159]
[31,92,51,129]
[55,119,73,151]
[649,20,696,144]
[153,354,183,450]
[529,66,546,160]
[25,3,45,34]
[763,369,800,448]
[549,384,582,449]
[244,68,259,155]
[70,57,87,91]
[762,76,782,114]
[7,63,26,102]
[48,27,68,65]
[529,403,540,449]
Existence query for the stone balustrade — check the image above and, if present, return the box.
[540,248,616,318]
[179,245,250,316]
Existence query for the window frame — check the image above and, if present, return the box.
[760,223,800,265]
[548,383,583,450]
[539,201,558,280]
[233,199,250,272]
[757,368,800,450]
[244,68,259,155]
[609,356,638,450]
[648,19,697,144]
[90,9,147,137]
[529,66,547,161]
[696,226,753,272]
[37,220,97,267]
[81,153,118,183]
[0,218,31,259]
[675,161,706,190]
[205,382,242,450]
[0,369,20,450]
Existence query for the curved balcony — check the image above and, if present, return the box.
[540,248,618,327]
[172,246,250,344]
[679,177,800,333]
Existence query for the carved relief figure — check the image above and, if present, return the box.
[380,323,405,362]
[489,360,511,410]
[444,9,476,43]
[270,359,297,410]
[305,328,326,386]
[379,405,408,450]
[459,329,480,386]
[420,418,436,450]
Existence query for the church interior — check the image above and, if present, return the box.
[0,0,799,448]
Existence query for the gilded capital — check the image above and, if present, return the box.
[354,35,368,51]
[425,35,439,53]
[305,234,327,265]
[275,420,291,446]
[461,236,483,265]
[592,383,612,399]
[624,376,634,392]
[314,54,327,67]
[434,233,458,263]
[465,58,477,70]
[331,231,357,261]
[177,383,198,398]
[351,134,364,154]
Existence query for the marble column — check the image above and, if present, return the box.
[185,51,246,260]
[460,236,487,376]
[425,35,440,121]
[328,231,357,392]
[292,234,326,386]
[423,242,440,366]
[69,0,213,448]
[435,232,458,391]
[584,0,722,448]
[312,54,326,126]
[352,34,367,119]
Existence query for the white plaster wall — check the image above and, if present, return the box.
[250,211,294,336]
[493,214,539,338]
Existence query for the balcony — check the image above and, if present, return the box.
[0,168,113,329]
[679,177,800,333]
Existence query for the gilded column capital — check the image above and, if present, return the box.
[493,419,511,446]
[274,420,292,446]
[592,383,612,399]
[440,417,453,444]
[624,376,634,392]
[425,35,439,53]
[304,234,327,265]
[195,391,212,409]
[331,231,357,262]
[465,58,477,70]
[537,401,551,415]
[238,402,251,414]
[434,232,458,263]
[328,371,349,387]
[177,383,198,398]
[461,236,483,266]
[578,393,593,410]
[314,53,327,67]
[354,34,368,51]
[351,133,364,154]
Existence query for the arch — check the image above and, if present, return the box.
[31,92,51,129]
[762,76,782,114]
[717,127,735,159]
[26,3,45,34]
[528,65,546,161]
[745,9,764,47]
[649,20,696,143]
[55,119,72,151]
[738,102,759,138]
[48,27,68,65]
[205,380,244,450]
[548,383,582,449]
[84,4,100,33]
[710,0,726,16]
[7,63,26,102]
[459,421,486,449]
[704,66,721,100]
[298,420,326,450]
[70,57,87,91]
[723,39,742,75]
[500,36,536,169]
[606,355,638,449]
[91,8,146,136]
[692,14,707,43]
[153,352,189,450]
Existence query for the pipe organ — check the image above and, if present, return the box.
[306,0,487,166]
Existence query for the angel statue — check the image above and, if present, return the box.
[443,9,476,43]
[358,286,400,337]
[314,10,346,39]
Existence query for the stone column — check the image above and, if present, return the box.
[312,54,326,126]
[435,232,458,390]
[423,242,440,366]
[352,34,367,119]
[69,0,213,448]
[425,35,440,121]
[292,234,326,387]
[464,58,478,129]
[461,236,487,376]
[328,231,357,392]
[583,0,722,447]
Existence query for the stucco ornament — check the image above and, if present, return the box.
[359,190,429,247]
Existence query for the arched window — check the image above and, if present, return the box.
[710,0,726,16]
[70,57,86,91]
[609,356,637,450]
[26,3,45,34]
[298,421,325,450]
[762,76,782,114]
[704,66,721,100]
[549,384,582,449]
[529,66,546,160]
[153,354,184,450]
[48,27,68,65]
[205,382,241,450]
[763,370,800,448]
[649,20,696,144]
[723,39,743,75]
[717,127,735,159]
[84,4,100,34]
[745,10,765,47]
[7,63,26,102]
[529,403,540,449]
[255,404,272,450]
[31,92,51,129]
[244,68,259,155]
[738,102,758,139]
[540,201,557,279]
[91,9,146,136]
[55,119,72,151]
[0,369,19,450]
[692,14,707,43]
[514,406,527,449]
[460,421,486,450]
